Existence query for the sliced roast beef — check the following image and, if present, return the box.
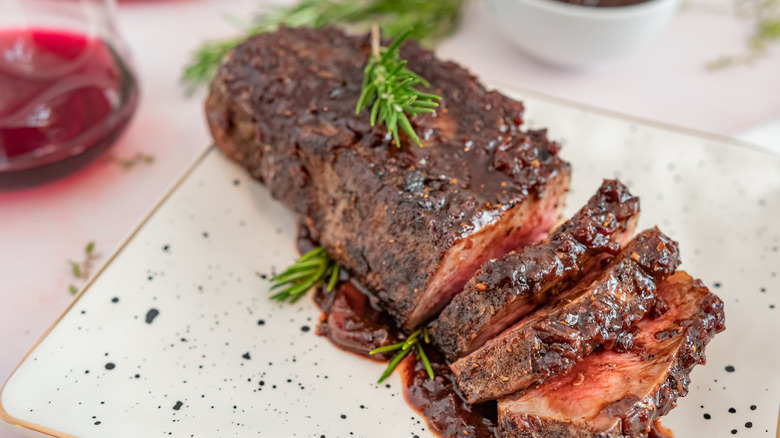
[497,271,725,438]
[206,26,570,330]
[450,228,680,403]
[431,179,640,361]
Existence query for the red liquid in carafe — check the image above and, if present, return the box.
[0,28,137,188]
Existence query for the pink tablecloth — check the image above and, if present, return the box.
[1,1,778,436]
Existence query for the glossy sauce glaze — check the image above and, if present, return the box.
[302,228,498,438]
[314,280,498,438]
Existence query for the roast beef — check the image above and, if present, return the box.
[431,179,640,361]
[497,271,725,437]
[450,228,680,403]
[206,26,570,329]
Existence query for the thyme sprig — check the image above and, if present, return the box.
[68,241,98,295]
[269,247,339,303]
[181,0,465,93]
[355,24,441,147]
[370,326,434,383]
[702,0,780,70]
[108,152,155,171]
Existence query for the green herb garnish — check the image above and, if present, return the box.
[355,24,441,147]
[181,0,465,93]
[703,0,780,70]
[108,152,155,171]
[269,247,339,303]
[369,326,434,383]
[68,241,98,295]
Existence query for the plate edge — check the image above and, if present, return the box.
[487,81,780,159]
[0,146,217,438]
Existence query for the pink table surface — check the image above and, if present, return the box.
[2,1,779,437]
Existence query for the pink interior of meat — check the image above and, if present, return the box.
[404,176,569,329]
[458,193,640,356]
[462,249,620,356]
[463,301,539,357]
[499,272,703,431]
[505,350,660,427]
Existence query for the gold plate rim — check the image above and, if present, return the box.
[0,145,216,437]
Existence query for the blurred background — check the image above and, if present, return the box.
[0,0,778,436]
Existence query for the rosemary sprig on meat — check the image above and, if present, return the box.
[355,24,441,147]
[181,0,465,93]
[269,247,339,303]
[369,326,435,383]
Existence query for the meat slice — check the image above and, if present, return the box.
[206,26,570,330]
[450,228,680,403]
[431,179,640,361]
[497,271,725,438]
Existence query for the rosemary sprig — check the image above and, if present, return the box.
[269,247,339,303]
[369,327,434,383]
[181,0,465,93]
[355,24,441,147]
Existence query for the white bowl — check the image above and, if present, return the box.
[487,0,681,69]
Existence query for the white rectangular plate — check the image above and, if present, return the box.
[2,88,779,438]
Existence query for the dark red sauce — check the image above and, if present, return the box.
[553,0,652,6]
[314,280,498,438]
[0,28,138,188]
[314,279,400,361]
[400,350,499,438]
[300,225,498,437]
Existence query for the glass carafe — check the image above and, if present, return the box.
[0,0,139,188]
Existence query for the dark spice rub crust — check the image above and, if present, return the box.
[206,26,570,330]
[431,179,640,361]
[497,271,725,438]
[451,228,680,403]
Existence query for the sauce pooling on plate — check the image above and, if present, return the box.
[302,227,499,438]
[314,281,499,438]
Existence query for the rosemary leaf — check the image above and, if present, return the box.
[377,347,412,383]
[355,26,441,147]
[416,343,435,380]
[69,261,82,278]
[327,265,340,290]
[370,326,436,383]
[268,246,339,303]
[369,341,407,355]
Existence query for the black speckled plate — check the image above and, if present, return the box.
[2,87,779,438]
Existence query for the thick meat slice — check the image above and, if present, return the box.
[497,272,725,438]
[206,26,570,329]
[431,179,640,361]
[450,228,680,403]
